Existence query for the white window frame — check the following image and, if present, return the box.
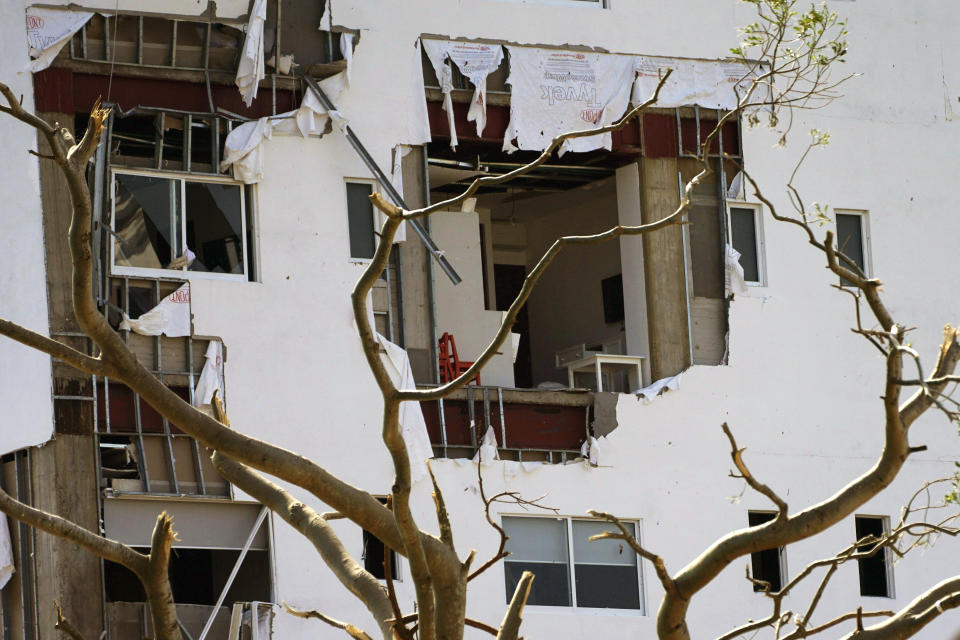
[345,178,381,264]
[726,200,766,287]
[834,209,872,279]
[502,514,646,615]
[110,168,250,282]
[855,514,895,599]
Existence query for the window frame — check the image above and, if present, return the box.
[834,209,872,282]
[726,200,766,287]
[748,510,788,593]
[854,515,895,599]
[501,514,646,614]
[345,178,381,264]
[109,167,252,282]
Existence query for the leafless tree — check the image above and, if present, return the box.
[0,1,958,639]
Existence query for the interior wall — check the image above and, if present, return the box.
[431,208,515,387]
[522,181,623,386]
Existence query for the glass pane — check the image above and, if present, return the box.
[346,182,376,259]
[855,517,889,597]
[836,213,865,274]
[574,565,640,609]
[572,520,637,566]
[184,181,245,274]
[730,207,760,282]
[114,174,179,269]
[503,517,569,563]
[504,562,570,606]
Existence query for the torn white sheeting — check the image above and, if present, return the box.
[727,170,744,200]
[422,40,504,137]
[503,46,634,155]
[422,41,458,150]
[25,8,94,73]
[726,244,749,296]
[387,145,411,243]
[120,283,191,337]
[510,332,521,364]
[472,426,500,463]
[340,32,355,86]
[236,0,267,107]
[193,340,224,407]
[632,57,760,110]
[221,72,348,183]
[406,40,434,146]
[579,436,601,466]
[378,334,434,482]
[0,515,13,589]
[635,373,681,404]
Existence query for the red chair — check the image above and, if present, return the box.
[438,332,481,385]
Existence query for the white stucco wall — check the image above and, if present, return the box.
[5,0,960,638]
[0,4,54,454]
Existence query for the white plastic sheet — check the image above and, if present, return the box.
[635,373,681,404]
[422,39,504,140]
[340,32,355,86]
[503,46,634,155]
[25,8,94,73]
[422,41,458,150]
[378,334,434,481]
[221,72,347,183]
[632,57,760,110]
[194,340,224,407]
[726,244,749,296]
[388,145,411,243]
[119,283,191,337]
[579,435,601,466]
[236,0,267,107]
[472,426,500,463]
[0,515,13,589]
[405,40,433,146]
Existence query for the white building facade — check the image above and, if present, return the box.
[0,0,959,638]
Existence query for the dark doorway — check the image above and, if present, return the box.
[494,264,532,388]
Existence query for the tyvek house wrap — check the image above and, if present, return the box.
[24,7,93,73]
[423,39,505,147]
[502,46,635,155]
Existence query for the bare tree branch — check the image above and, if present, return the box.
[282,602,375,640]
[722,423,787,517]
[496,571,534,640]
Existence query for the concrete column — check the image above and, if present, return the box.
[639,157,690,380]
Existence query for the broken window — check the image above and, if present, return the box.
[502,516,643,611]
[96,278,230,497]
[110,171,253,281]
[836,210,870,284]
[102,500,270,638]
[729,203,764,284]
[855,516,893,598]
[748,511,785,592]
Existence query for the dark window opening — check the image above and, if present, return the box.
[836,212,866,285]
[104,548,270,605]
[730,207,760,283]
[346,182,376,260]
[362,498,398,580]
[855,516,891,598]
[748,511,784,592]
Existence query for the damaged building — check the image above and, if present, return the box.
[0,0,959,638]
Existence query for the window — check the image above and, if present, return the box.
[111,170,253,281]
[346,181,377,260]
[362,497,399,580]
[728,203,764,285]
[835,210,870,283]
[748,511,785,592]
[855,516,893,598]
[502,516,643,611]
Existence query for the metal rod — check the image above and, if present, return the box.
[467,386,477,452]
[438,397,447,457]
[482,387,491,440]
[694,104,701,159]
[302,76,462,285]
[184,113,192,172]
[169,20,178,67]
[678,171,694,367]
[497,387,506,449]
[137,16,144,65]
[103,15,111,62]
[197,507,269,640]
